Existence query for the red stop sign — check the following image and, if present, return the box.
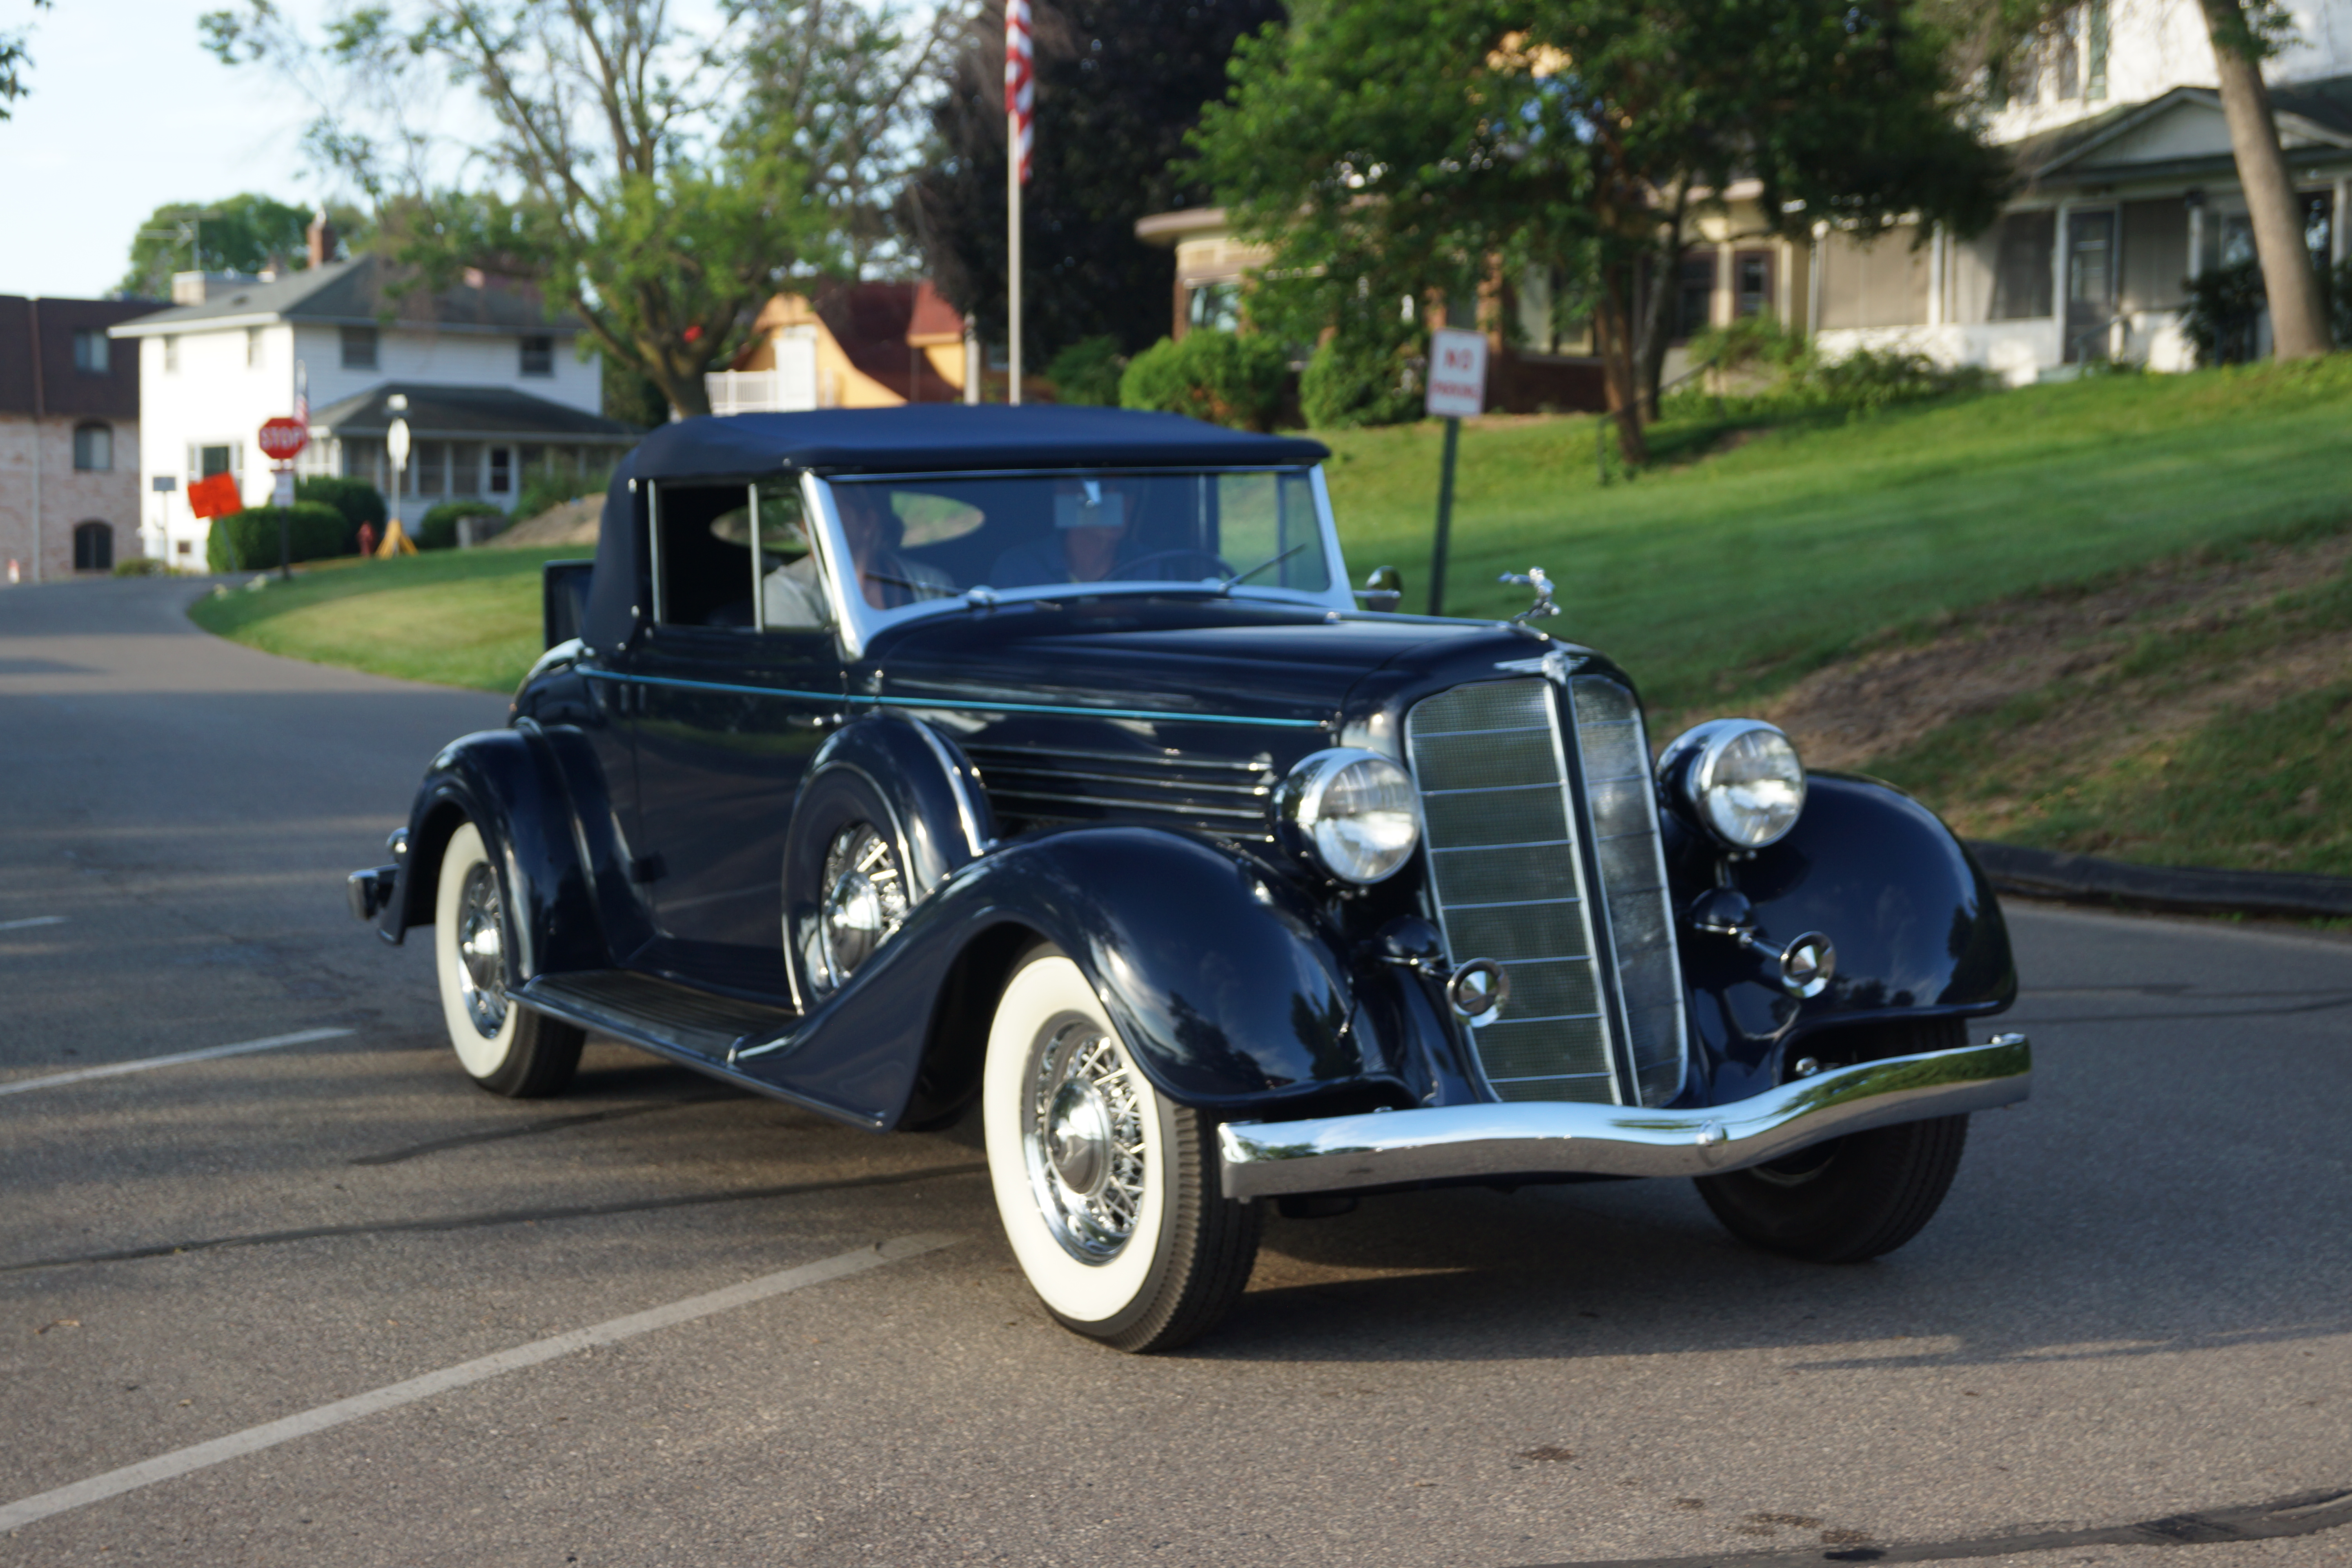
[258,417,309,461]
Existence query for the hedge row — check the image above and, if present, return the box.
[204,503,354,572]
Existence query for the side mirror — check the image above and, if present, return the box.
[543,559,594,648]
[1354,564,1404,613]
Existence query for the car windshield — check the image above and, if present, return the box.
[814,469,1334,617]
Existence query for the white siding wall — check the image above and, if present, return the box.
[293,325,601,415]
[134,323,302,566]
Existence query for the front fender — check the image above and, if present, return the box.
[1669,772,2017,1104]
[731,827,1378,1128]
[387,728,610,980]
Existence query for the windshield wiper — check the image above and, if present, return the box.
[1218,542,1312,595]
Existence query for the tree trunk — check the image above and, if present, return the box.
[2200,0,2333,357]
[1593,270,1650,466]
[1636,195,1691,419]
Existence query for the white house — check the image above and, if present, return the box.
[109,218,637,563]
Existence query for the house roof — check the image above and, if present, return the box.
[2013,74,2352,189]
[310,382,639,442]
[108,255,583,339]
[0,296,164,419]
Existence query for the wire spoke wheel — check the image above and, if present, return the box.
[810,821,909,995]
[1023,1020,1151,1262]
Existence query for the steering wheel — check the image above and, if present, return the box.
[1109,548,1234,582]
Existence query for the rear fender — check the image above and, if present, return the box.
[386,728,611,978]
[731,828,1377,1129]
[1669,772,2018,1104]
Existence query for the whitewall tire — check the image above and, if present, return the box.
[982,946,1261,1352]
[433,821,584,1098]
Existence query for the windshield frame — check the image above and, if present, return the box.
[802,464,1355,659]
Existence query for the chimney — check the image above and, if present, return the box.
[307,210,337,269]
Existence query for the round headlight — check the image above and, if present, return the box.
[1274,748,1419,884]
[1658,719,1807,849]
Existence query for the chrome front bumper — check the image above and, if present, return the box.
[1218,1033,2031,1199]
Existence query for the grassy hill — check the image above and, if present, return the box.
[188,358,2352,879]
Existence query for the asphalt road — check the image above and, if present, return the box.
[2,576,2347,1568]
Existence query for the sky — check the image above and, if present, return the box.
[0,0,354,299]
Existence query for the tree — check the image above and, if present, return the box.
[0,0,50,122]
[118,194,362,297]
[204,1,945,417]
[2195,0,2330,356]
[903,0,1286,365]
[1194,0,2007,463]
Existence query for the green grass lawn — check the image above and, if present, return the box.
[187,359,2352,875]
[1319,356,2352,711]
[185,545,585,692]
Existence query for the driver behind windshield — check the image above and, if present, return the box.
[830,485,956,609]
[988,479,1135,587]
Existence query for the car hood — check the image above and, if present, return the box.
[864,597,1553,728]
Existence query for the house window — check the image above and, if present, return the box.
[450,442,483,495]
[163,336,180,373]
[191,443,239,482]
[1185,282,1244,335]
[1733,251,1775,318]
[73,522,114,573]
[73,329,109,373]
[247,327,265,368]
[2303,191,2334,274]
[1675,250,1717,341]
[1989,212,2056,319]
[2085,0,2109,100]
[73,423,114,472]
[488,446,513,494]
[519,335,554,377]
[416,441,446,497]
[341,326,379,370]
[2219,213,2256,267]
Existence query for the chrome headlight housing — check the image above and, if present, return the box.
[1274,748,1419,884]
[1658,719,1807,850]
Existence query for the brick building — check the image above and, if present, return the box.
[1,296,159,581]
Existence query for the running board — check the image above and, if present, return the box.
[514,971,880,1130]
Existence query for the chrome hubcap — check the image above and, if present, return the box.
[813,822,907,993]
[455,861,507,1038]
[1023,1019,1148,1264]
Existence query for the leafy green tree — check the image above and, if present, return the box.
[203,1,943,417]
[0,0,50,122]
[118,194,361,297]
[904,0,1285,365]
[1194,0,2006,463]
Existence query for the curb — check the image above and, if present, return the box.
[1967,840,2352,921]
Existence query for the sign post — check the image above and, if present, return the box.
[1423,327,1488,617]
[383,414,414,556]
[258,416,310,579]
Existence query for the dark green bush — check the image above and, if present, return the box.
[1045,336,1127,406]
[294,475,387,543]
[416,499,509,551]
[1300,331,1423,429]
[1118,330,1289,432]
[2183,261,2266,366]
[205,503,352,572]
[111,557,173,577]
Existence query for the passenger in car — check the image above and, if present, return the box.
[833,485,956,609]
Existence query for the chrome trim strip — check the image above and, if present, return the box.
[1218,1034,2032,1198]
[984,788,1269,821]
[966,745,1271,773]
[977,766,1269,796]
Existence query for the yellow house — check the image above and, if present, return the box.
[710,282,975,412]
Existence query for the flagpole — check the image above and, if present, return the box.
[1008,109,1022,406]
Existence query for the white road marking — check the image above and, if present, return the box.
[0,1028,355,1098]
[0,1233,958,1534]
[0,915,67,932]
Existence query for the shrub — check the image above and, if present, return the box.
[1118,330,1289,432]
[1300,332,1423,429]
[416,499,509,551]
[1045,336,1127,406]
[294,475,387,543]
[204,503,352,572]
[515,464,614,521]
[111,557,173,577]
[2183,261,2266,366]
[1661,339,1994,422]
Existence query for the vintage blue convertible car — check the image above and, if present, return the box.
[350,406,2029,1352]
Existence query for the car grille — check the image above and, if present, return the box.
[1404,675,1687,1106]
[965,742,1279,844]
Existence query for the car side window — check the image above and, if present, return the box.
[651,480,833,633]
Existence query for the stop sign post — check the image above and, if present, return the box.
[258,417,310,579]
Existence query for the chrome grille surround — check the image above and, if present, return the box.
[1566,675,1690,1105]
[1404,679,1619,1105]
[965,742,1278,844]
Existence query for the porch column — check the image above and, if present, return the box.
[2052,199,2073,364]
[1928,224,1947,328]
[1808,223,1825,337]
[2337,178,2349,263]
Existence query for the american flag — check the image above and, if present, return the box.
[1005,0,1033,184]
